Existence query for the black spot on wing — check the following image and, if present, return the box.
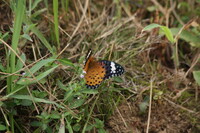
[86,84,100,89]
[99,60,124,79]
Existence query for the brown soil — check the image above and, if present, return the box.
[106,100,196,133]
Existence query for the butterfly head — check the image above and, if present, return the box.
[80,49,96,78]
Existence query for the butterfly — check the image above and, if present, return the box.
[81,49,124,89]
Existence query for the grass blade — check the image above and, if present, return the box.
[17,65,59,85]
[53,0,60,50]
[9,0,25,92]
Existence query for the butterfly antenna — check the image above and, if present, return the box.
[86,49,92,60]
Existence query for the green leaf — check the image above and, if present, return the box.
[139,96,149,113]
[9,94,64,109]
[31,8,47,18]
[57,80,68,90]
[113,77,123,82]
[97,129,107,133]
[153,90,163,100]
[32,0,43,10]
[0,63,5,72]
[32,90,48,98]
[24,58,56,77]
[143,23,161,31]
[20,99,32,106]
[21,34,33,42]
[171,28,200,47]
[73,123,81,131]
[41,123,48,130]
[66,120,73,133]
[23,23,37,33]
[0,32,9,41]
[85,125,94,131]
[143,24,175,43]
[50,112,60,119]
[160,26,175,43]
[31,121,43,127]
[80,89,98,94]
[193,71,200,86]
[139,102,148,113]
[17,65,58,85]
[11,53,26,81]
[69,99,85,108]
[0,124,6,131]
[64,89,74,101]
[16,53,26,71]
[32,128,42,133]
[94,118,104,128]
[58,59,75,68]
[63,112,71,117]
[4,85,25,98]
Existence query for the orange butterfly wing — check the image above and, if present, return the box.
[83,56,106,89]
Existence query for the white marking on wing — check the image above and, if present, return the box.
[110,62,116,73]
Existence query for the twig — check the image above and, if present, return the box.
[0,107,10,126]
[27,86,39,114]
[146,79,154,133]
[163,96,197,114]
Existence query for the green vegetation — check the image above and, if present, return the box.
[0,0,200,132]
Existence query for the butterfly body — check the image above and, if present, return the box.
[82,50,124,89]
